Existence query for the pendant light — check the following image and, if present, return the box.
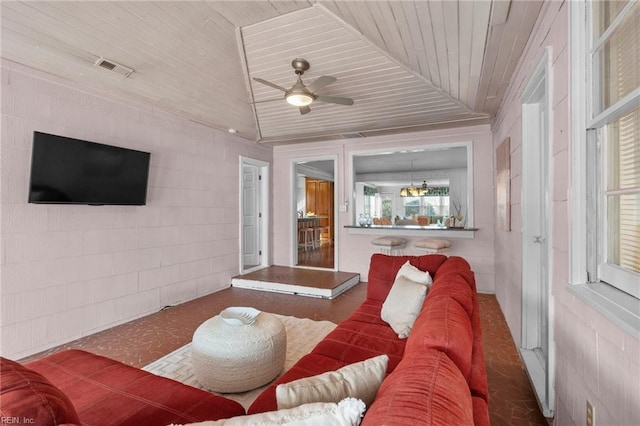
[400,160,428,197]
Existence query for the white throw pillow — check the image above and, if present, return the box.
[174,398,366,426]
[381,271,430,339]
[275,355,388,410]
[396,260,432,285]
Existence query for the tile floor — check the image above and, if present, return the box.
[23,284,549,425]
[478,293,549,425]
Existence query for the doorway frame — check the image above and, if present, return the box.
[239,156,270,274]
[290,155,339,271]
[520,47,555,418]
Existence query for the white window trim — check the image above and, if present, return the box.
[569,0,640,340]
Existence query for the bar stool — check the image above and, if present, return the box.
[371,237,407,255]
[312,226,323,248]
[414,238,452,254]
[298,224,314,251]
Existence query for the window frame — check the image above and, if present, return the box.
[349,141,474,228]
[569,0,640,338]
[401,191,450,219]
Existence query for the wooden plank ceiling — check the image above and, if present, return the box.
[1,1,543,145]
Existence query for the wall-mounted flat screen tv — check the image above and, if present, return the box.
[28,131,151,206]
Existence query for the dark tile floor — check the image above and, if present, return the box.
[22,282,548,425]
[478,293,549,425]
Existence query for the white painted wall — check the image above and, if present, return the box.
[272,125,495,293]
[491,2,640,425]
[0,60,272,360]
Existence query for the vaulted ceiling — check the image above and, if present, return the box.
[1,1,543,145]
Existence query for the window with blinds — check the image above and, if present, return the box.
[591,1,640,298]
[606,108,640,274]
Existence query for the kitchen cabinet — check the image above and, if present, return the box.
[305,178,334,241]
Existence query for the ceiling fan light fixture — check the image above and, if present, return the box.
[285,92,314,107]
[253,58,352,113]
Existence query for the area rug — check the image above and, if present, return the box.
[142,314,336,410]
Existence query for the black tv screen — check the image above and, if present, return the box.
[28,132,151,206]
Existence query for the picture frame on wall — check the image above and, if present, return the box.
[496,137,511,231]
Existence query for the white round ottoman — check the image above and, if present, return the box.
[191,309,286,393]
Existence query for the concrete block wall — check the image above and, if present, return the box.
[491,2,640,424]
[0,60,272,360]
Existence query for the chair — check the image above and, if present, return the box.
[312,226,325,248]
[298,222,314,251]
[417,216,430,226]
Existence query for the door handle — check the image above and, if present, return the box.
[533,235,546,243]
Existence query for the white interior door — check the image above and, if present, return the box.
[240,158,269,273]
[520,49,554,417]
[242,164,260,268]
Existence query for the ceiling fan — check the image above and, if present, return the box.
[252,58,354,115]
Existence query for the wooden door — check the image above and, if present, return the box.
[305,178,318,215]
[319,181,334,240]
[306,179,333,241]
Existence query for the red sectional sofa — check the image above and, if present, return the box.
[248,254,489,425]
[1,254,488,425]
[1,349,245,426]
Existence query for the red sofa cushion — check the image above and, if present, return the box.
[366,254,448,302]
[363,349,474,426]
[1,357,81,426]
[472,396,491,426]
[428,272,475,316]
[406,295,474,380]
[341,299,389,326]
[26,350,245,426]
[434,255,472,276]
[248,301,406,415]
[312,319,405,372]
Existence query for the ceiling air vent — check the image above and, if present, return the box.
[341,132,364,139]
[94,57,134,77]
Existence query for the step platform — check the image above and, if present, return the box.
[231,266,360,299]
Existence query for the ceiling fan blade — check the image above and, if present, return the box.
[315,95,354,106]
[251,98,282,104]
[299,106,311,115]
[306,76,336,93]
[253,77,287,92]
